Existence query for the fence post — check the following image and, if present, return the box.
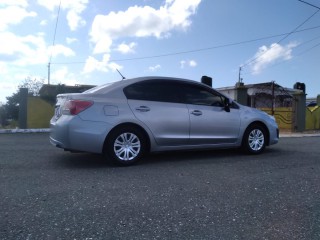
[292,92,306,132]
[18,88,28,129]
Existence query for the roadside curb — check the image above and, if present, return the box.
[0,129,50,134]
[280,133,320,138]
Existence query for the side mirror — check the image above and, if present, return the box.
[224,98,231,112]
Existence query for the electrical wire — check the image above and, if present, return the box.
[49,0,62,63]
[241,8,320,69]
[240,36,320,76]
[298,0,320,10]
[296,41,320,56]
[51,25,320,65]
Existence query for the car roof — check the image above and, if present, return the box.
[84,76,207,94]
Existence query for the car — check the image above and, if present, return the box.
[50,76,279,165]
[306,101,317,107]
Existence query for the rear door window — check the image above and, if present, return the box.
[124,80,183,103]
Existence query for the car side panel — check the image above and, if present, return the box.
[127,99,190,146]
[188,104,241,144]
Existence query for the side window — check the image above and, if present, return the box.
[182,84,225,107]
[124,80,183,103]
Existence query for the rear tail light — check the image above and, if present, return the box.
[63,100,93,115]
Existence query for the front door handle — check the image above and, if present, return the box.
[191,110,202,116]
[135,106,150,112]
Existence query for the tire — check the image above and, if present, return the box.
[105,126,147,166]
[242,124,267,154]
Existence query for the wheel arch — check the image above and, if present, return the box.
[242,121,270,146]
[103,122,151,154]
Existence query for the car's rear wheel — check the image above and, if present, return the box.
[105,127,146,166]
[242,124,266,154]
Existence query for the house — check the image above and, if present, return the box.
[216,81,303,108]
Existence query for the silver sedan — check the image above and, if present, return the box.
[50,76,279,165]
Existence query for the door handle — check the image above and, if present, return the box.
[191,110,202,116]
[135,106,150,112]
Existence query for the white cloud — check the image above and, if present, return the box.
[83,54,122,74]
[66,8,86,31]
[0,66,35,103]
[0,0,28,7]
[66,37,78,44]
[115,42,137,54]
[149,64,161,72]
[50,66,79,86]
[189,60,197,67]
[48,44,75,58]
[37,0,88,31]
[0,62,8,74]
[180,59,197,68]
[249,42,298,75]
[40,20,47,26]
[0,32,75,66]
[180,60,186,68]
[90,0,201,54]
[0,5,37,31]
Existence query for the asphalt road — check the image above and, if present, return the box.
[1,133,320,240]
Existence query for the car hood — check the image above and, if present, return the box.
[237,103,274,119]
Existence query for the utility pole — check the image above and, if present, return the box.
[47,0,61,86]
[238,67,242,83]
[48,62,50,85]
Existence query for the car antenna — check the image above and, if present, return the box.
[116,69,126,80]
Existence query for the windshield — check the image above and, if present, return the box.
[83,82,115,94]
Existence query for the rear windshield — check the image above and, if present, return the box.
[83,82,115,94]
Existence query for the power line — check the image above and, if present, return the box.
[51,25,320,65]
[240,35,320,76]
[48,0,62,84]
[297,41,320,56]
[241,8,320,69]
[298,0,320,9]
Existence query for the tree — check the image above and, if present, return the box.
[4,92,20,121]
[18,77,44,96]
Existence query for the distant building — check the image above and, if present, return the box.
[39,84,95,96]
[216,82,303,108]
[39,84,96,103]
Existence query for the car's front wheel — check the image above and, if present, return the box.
[242,124,267,154]
[105,127,147,166]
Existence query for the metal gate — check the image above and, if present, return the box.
[249,82,295,131]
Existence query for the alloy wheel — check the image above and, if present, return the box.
[114,132,141,161]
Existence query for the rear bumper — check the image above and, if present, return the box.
[49,136,65,149]
[50,115,113,154]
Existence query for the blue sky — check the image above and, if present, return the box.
[0,0,319,104]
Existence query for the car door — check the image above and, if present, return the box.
[124,80,189,146]
[182,83,241,145]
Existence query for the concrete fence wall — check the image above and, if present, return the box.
[18,88,54,129]
[18,87,320,131]
[27,96,54,128]
[306,106,320,130]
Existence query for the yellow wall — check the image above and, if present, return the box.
[306,106,320,130]
[27,97,54,128]
[259,107,293,130]
[260,106,320,131]
[26,97,320,131]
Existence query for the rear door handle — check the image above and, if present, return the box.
[135,106,150,112]
[191,110,202,116]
